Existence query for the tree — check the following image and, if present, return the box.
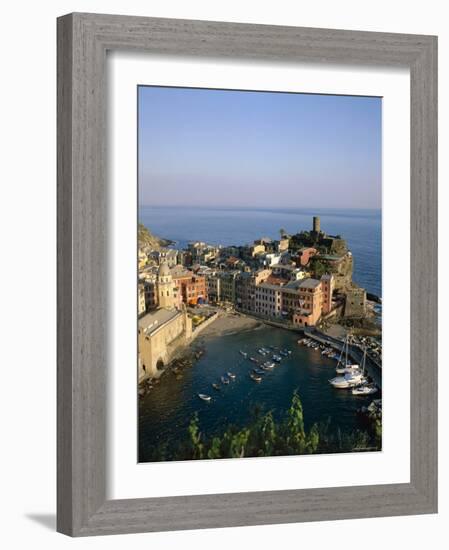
[257,412,277,456]
[283,391,306,454]
[307,423,320,453]
[187,413,204,459]
[312,260,327,278]
[229,428,250,458]
[207,437,222,459]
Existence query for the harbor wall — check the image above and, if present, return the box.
[190,311,220,340]
[304,328,382,387]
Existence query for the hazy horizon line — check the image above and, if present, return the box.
[139,204,381,211]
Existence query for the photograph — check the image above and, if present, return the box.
[137,85,382,463]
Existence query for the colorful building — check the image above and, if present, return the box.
[291,275,334,327]
[255,283,283,318]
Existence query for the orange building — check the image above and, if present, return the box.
[291,274,334,327]
[171,267,207,305]
[295,247,317,267]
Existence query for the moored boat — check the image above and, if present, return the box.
[198,393,211,401]
[336,363,360,375]
[227,371,236,380]
[352,384,378,396]
[250,373,262,382]
[329,373,360,388]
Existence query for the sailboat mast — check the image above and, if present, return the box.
[345,334,349,367]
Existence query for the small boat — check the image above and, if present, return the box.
[329,373,360,389]
[272,355,282,363]
[258,349,267,356]
[249,356,259,363]
[221,376,230,384]
[198,393,211,401]
[253,368,266,375]
[227,372,236,380]
[263,362,275,369]
[212,383,221,391]
[336,363,360,375]
[330,344,369,389]
[250,373,262,382]
[352,384,378,396]
[239,350,248,358]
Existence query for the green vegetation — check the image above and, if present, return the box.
[138,223,173,250]
[140,392,381,462]
[311,260,328,278]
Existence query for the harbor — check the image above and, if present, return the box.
[303,327,382,387]
[139,323,381,462]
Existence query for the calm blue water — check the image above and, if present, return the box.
[139,326,379,462]
[139,206,382,296]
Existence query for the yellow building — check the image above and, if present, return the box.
[157,261,175,309]
[138,283,146,316]
[138,307,192,381]
[138,249,148,270]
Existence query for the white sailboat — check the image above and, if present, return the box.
[351,348,378,395]
[330,339,366,389]
[335,334,360,374]
[329,371,364,388]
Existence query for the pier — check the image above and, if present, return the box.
[304,327,382,388]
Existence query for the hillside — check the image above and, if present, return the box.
[138,223,173,250]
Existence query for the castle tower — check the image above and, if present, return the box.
[157,261,175,309]
[313,216,321,234]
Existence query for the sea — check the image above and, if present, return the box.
[139,206,382,297]
[138,206,382,462]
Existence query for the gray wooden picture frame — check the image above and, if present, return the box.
[57,12,438,537]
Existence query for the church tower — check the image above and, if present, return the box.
[157,261,175,309]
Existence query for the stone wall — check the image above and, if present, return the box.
[138,311,192,381]
[344,286,367,317]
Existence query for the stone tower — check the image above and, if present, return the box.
[157,261,175,309]
[313,216,321,234]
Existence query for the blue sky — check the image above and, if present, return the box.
[138,86,381,209]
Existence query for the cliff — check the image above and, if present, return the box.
[138,223,173,250]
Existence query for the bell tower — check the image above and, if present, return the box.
[157,261,175,309]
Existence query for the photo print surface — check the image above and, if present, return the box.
[137,86,382,463]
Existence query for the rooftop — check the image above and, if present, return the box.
[284,279,304,290]
[139,308,181,335]
[299,278,321,289]
[170,265,192,278]
[265,275,286,286]
[258,282,283,292]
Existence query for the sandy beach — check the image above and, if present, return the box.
[198,311,262,338]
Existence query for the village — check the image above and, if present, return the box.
[137,216,381,382]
